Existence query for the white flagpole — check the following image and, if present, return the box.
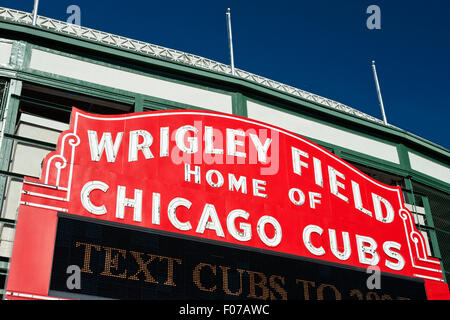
[226,8,236,75]
[372,60,388,125]
[32,0,39,26]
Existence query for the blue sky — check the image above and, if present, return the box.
[2,0,450,149]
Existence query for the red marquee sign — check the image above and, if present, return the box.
[5,108,450,299]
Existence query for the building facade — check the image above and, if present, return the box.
[0,7,449,300]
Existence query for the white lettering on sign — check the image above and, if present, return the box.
[129,130,154,162]
[291,146,395,223]
[80,180,108,215]
[249,133,272,163]
[372,193,394,223]
[88,130,123,162]
[196,203,225,238]
[184,165,267,199]
[227,209,251,242]
[356,235,380,266]
[351,181,372,217]
[204,126,224,155]
[176,125,199,154]
[87,126,274,165]
[329,229,351,261]
[116,185,142,222]
[228,174,247,194]
[226,128,246,158]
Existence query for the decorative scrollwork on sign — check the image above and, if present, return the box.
[44,154,67,186]
[43,132,80,190]
[399,208,442,276]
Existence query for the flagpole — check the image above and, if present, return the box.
[372,60,388,125]
[32,0,39,26]
[226,8,236,75]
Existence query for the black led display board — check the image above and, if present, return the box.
[49,215,427,300]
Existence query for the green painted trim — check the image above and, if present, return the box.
[14,94,71,114]
[404,168,449,199]
[0,80,21,169]
[17,72,135,106]
[0,80,21,215]
[0,174,8,214]
[3,133,56,150]
[404,178,415,204]
[409,173,450,195]
[21,41,31,70]
[340,150,409,177]
[143,95,206,112]
[0,170,25,180]
[232,92,247,117]
[0,80,9,126]
[133,95,143,113]
[0,217,15,225]
[307,137,336,154]
[0,80,11,215]
[397,144,412,171]
[9,40,26,70]
[2,84,20,135]
[422,197,441,256]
